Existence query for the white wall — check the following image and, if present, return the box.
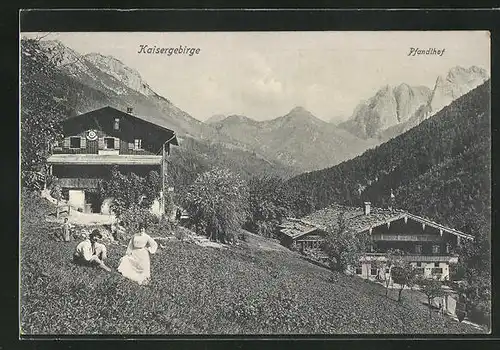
[68,190,85,211]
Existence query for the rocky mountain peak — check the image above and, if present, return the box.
[283,106,324,125]
[83,52,156,97]
[430,65,489,113]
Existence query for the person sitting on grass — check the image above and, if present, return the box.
[73,229,111,272]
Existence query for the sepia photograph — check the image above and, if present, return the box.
[19,29,491,336]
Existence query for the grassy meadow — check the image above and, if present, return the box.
[20,190,483,335]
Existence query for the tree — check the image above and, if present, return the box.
[391,262,417,302]
[373,249,405,297]
[419,278,445,318]
[21,38,68,184]
[245,175,291,238]
[457,224,491,328]
[184,168,249,243]
[322,212,370,273]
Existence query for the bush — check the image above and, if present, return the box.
[238,231,248,242]
[118,205,158,233]
[99,167,162,216]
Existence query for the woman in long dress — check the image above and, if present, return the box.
[117,223,158,285]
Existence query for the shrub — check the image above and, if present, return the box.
[118,205,158,233]
[99,167,162,216]
[238,231,248,242]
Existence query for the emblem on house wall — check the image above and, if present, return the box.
[86,130,98,141]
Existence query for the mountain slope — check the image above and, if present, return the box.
[286,80,491,236]
[340,66,488,140]
[212,106,378,171]
[205,114,228,124]
[39,40,209,139]
[340,84,432,139]
[29,39,297,184]
[430,66,489,113]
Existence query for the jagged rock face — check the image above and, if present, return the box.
[393,84,432,123]
[84,53,156,97]
[430,66,489,113]
[346,84,431,139]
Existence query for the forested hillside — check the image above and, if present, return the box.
[286,80,491,238]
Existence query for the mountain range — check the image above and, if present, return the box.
[339,66,489,140]
[209,107,378,171]
[35,39,489,178]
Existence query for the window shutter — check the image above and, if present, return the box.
[128,142,134,150]
[80,137,86,149]
[114,138,120,149]
[63,137,70,148]
[98,137,105,149]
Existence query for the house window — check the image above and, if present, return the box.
[114,118,120,131]
[432,245,440,254]
[134,139,143,150]
[370,268,378,276]
[70,137,81,149]
[432,268,443,274]
[104,137,115,149]
[416,262,422,267]
[434,262,440,268]
[415,244,422,254]
[355,268,362,275]
[446,243,450,253]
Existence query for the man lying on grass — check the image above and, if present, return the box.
[73,229,112,272]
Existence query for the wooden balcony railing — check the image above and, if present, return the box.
[371,234,442,242]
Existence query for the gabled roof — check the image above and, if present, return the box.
[64,106,179,146]
[278,218,320,240]
[280,203,474,241]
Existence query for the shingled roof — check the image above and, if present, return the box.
[280,203,474,241]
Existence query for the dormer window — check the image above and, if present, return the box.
[114,118,120,131]
[134,139,143,150]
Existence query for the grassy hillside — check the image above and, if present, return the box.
[286,80,491,236]
[20,191,481,335]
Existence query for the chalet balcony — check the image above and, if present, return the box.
[362,253,458,263]
[371,234,442,242]
[47,154,162,165]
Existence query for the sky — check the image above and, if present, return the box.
[22,31,490,122]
